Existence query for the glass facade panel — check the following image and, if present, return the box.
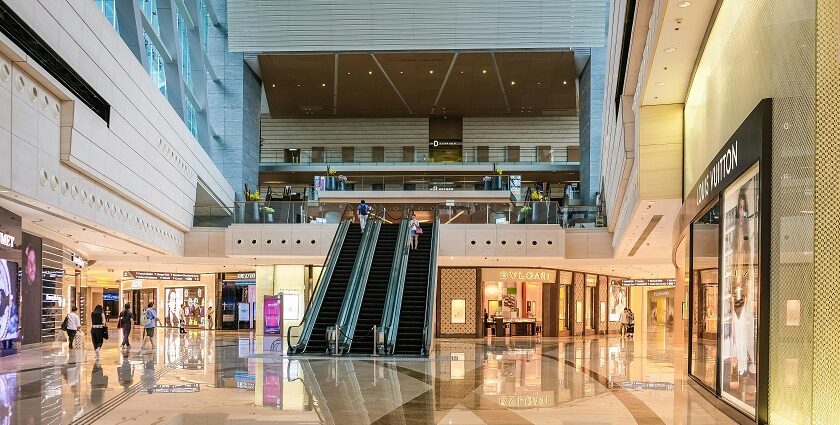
[94,0,119,31]
[177,11,192,88]
[200,0,210,51]
[691,204,721,390]
[140,0,160,31]
[144,33,167,95]
[186,100,197,137]
[720,164,760,415]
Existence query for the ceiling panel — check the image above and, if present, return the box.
[260,51,579,118]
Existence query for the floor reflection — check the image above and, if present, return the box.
[0,327,737,424]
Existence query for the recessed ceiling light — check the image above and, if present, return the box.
[296,84,301,87]
[460,71,464,74]
[321,83,326,87]
[537,82,541,85]
[664,47,677,53]
[347,72,351,75]
[368,71,372,75]
[271,84,276,88]
[399,71,403,74]
[562,80,567,85]
[429,70,434,74]
[510,81,516,85]
[656,81,665,86]
[677,1,691,7]
[482,70,487,74]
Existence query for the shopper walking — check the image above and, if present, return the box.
[90,305,108,358]
[140,302,161,352]
[65,306,81,349]
[626,308,636,339]
[619,308,630,337]
[207,306,215,330]
[409,214,421,250]
[118,303,133,350]
[357,200,370,233]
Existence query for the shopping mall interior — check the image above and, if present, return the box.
[0,0,835,424]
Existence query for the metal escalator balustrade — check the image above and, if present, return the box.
[393,220,436,355]
[348,222,401,354]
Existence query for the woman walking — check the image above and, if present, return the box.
[90,305,107,358]
[409,214,421,250]
[118,303,133,350]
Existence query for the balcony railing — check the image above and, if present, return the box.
[313,174,512,193]
[192,201,604,228]
[260,146,578,166]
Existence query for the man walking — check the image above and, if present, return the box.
[357,200,370,233]
[619,308,630,337]
[140,302,161,351]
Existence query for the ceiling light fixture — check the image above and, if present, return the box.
[562,80,567,85]
[482,70,487,74]
[677,1,691,7]
[296,84,301,87]
[321,83,326,87]
[271,84,276,88]
[368,71,373,75]
[656,81,665,86]
[510,81,516,85]
[347,72,351,75]
[664,47,677,53]
[537,82,541,85]
[429,70,434,74]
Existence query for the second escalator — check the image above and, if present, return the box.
[349,223,400,354]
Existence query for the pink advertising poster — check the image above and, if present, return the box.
[264,295,283,335]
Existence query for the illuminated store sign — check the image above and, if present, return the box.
[70,252,87,268]
[617,278,676,286]
[0,232,15,248]
[237,272,256,280]
[496,392,554,408]
[483,268,556,283]
[123,271,201,281]
[696,141,738,206]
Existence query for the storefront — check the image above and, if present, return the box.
[678,99,771,421]
[120,271,217,329]
[437,267,627,338]
[221,272,256,330]
[0,207,22,350]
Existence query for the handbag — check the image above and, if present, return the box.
[60,316,68,332]
[415,227,423,234]
[101,314,109,340]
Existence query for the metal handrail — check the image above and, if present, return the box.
[260,145,577,165]
[287,214,352,354]
[421,218,440,356]
[381,218,410,354]
[335,219,381,353]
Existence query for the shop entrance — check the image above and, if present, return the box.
[480,268,558,337]
[125,289,157,325]
[647,288,675,328]
[221,283,255,331]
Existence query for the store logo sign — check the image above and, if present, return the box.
[70,253,87,268]
[237,272,256,280]
[0,232,15,248]
[697,140,738,206]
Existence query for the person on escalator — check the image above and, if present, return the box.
[357,200,370,233]
[409,214,421,250]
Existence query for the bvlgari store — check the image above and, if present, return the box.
[676,99,771,423]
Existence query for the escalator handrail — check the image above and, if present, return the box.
[421,218,440,356]
[336,220,381,352]
[287,219,351,354]
[381,219,409,354]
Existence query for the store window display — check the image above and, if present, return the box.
[165,287,205,328]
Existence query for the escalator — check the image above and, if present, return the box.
[349,223,400,354]
[304,223,364,354]
[393,222,434,355]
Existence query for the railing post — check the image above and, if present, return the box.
[372,325,379,357]
[333,325,341,356]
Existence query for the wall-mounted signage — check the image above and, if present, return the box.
[223,272,256,284]
[103,293,119,301]
[483,268,557,283]
[0,232,15,249]
[0,207,22,262]
[130,280,143,289]
[237,272,256,280]
[617,278,676,286]
[429,139,462,147]
[123,271,201,281]
[69,253,87,268]
[264,295,283,335]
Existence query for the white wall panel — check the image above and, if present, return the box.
[463,116,579,159]
[229,0,607,52]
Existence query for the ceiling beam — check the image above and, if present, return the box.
[371,53,413,115]
[490,52,511,114]
[333,53,339,115]
[431,53,458,115]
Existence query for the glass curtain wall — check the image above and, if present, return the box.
[94,0,118,30]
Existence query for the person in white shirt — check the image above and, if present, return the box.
[65,306,81,349]
[619,308,630,337]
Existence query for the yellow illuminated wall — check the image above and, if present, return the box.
[684,0,815,423]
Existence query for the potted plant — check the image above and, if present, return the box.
[530,190,548,224]
[492,169,505,190]
[244,191,261,223]
[261,206,275,223]
[482,175,492,190]
[517,205,532,223]
[325,168,338,191]
[337,175,347,191]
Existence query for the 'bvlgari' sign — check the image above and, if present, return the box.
[483,268,557,283]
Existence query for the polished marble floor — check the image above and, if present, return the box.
[0,327,736,424]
